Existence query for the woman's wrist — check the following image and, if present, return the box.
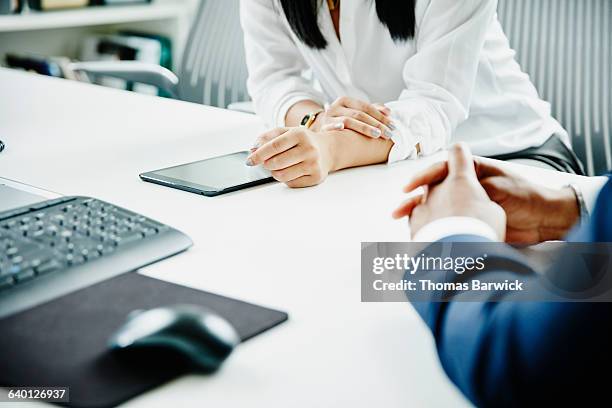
[313,131,339,173]
[316,129,393,173]
[285,100,325,127]
[309,111,325,131]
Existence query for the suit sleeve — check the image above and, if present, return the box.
[407,227,612,406]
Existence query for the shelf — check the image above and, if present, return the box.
[0,3,184,32]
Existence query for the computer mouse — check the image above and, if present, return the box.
[109,304,240,373]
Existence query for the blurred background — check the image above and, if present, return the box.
[0,0,610,175]
[0,0,195,93]
[0,0,250,108]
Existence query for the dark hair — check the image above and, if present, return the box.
[279,0,416,49]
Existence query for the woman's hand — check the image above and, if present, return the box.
[313,97,395,139]
[247,127,334,188]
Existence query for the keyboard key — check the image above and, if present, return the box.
[143,228,157,237]
[101,245,115,255]
[15,269,35,283]
[0,276,14,291]
[35,260,62,275]
[30,258,43,269]
[13,242,40,255]
[8,264,21,275]
[116,232,143,246]
[1,220,17,230]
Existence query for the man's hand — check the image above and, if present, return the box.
[477,162,580,243]
[393,144,506,240]
[394,152,580,243]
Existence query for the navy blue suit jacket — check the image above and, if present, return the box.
[408,178,611,407]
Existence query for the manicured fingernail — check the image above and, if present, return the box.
[388,121,397,131]
[245,156,255,166]
[371,128,382,138]
[375,104,391,115]
[382,130,392,140]
[333,122,344,130]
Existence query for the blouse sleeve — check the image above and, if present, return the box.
[386,0,498,162]
[240,0,326,127]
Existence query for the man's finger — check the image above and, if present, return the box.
[447,143,476,178]
[392,194,425,219]
[506,228,540,245]
[474,157,506,179]
[402,155,505,194]
[247,130,300,166]
[409,205,428,239]
[402,162,448,193]
[480,176,511,203]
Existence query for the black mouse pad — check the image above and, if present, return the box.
[0,272,288,407]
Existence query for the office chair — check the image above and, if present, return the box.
[497,0,612,175]
[69,0,252,112]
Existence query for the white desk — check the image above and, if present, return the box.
[0,68,602,407]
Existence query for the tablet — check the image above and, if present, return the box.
[140,151,275,197]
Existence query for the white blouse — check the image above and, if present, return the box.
[240,0,568,162]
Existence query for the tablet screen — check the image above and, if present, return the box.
[151,151,271,191]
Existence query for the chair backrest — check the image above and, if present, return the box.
[497,0,612,175]
[178,0,250,109]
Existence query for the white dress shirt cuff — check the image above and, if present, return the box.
[579,176,609,215]
[412,216,500,242]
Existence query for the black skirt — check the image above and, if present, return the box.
[488,134,585,175]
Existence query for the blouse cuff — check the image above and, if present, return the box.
[386,102,439,163]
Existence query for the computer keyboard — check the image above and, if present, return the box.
[0,196,192,319]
